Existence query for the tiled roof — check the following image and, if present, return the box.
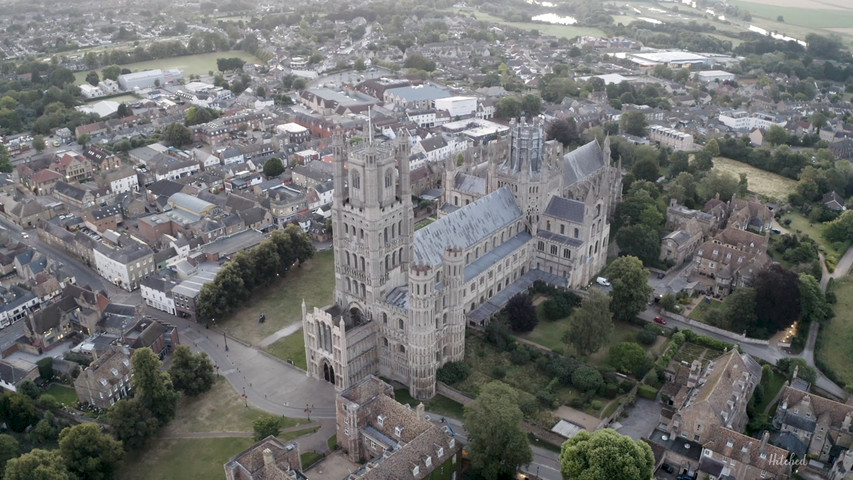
[704,425,790,477]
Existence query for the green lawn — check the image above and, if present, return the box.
[816,276,853,387]
[671,342,712,368]
[520,318,571,352]
[43,384,78,406]
[224,249,334,345]
[301,452,324,469]
[264,332,307,370]
[279,426,319,443]
[164,377,304,436]
[453,9,607,39]
[755,370,787,415]
[394,388,466,420]
[74,50,263,85]
[782,212,847,258]
[689,298,725,324]
[327,434,337,451]
[120,437,255,480]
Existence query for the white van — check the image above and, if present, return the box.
[596,277,611,287]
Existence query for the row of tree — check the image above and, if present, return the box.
[197,225,315,320]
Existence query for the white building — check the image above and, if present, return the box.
[694,70,736,83]
[93,242,155,291]
[118,69,183,91]
[407,110,437,128]
[649,125,695,151]
[718,111,785,131]
[140,277,177,315]
[435,96,477,118]
[104,167,140,194]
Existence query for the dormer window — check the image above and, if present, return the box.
[759,452,767,460]
[412,466,419,476]
[395,426,403,437]
[426,456,432,467]
[437,447,444,457]
[449,438,455,448]
[377,415,386,427]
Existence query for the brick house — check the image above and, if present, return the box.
[661,349,762,444]
[336,376,462,479]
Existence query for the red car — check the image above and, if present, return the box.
[654,316,667,325]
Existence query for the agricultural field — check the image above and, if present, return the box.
[712,157,797,201]
[449,9,607,39]
[728,0,853,47]
[74,50,263,85]
[816,276,853,387]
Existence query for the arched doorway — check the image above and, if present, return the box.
[322,361,336,385]
[350,306,364,326]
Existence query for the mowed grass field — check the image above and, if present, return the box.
[447,9,607,39]
[74,50,262,85]
[223,249,334,345]
[121,437,255,480]
[712,157,796,201]
[728,0,853,47]
[816,276,853,387]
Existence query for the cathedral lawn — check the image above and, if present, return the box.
[816,275,853,387]
[120,437,256,480]
[393,388,466,420]
[264,331,308,370]
[223,249,335,345]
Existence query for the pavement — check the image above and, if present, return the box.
[613,398,662,440]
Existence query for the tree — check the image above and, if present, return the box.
[37,357,53,380]
[163,122,192,147]
[185,106,218,126]
[776,357,817,384]
[620,110,648,137]
[58,424,124,480]
[253,416,282,441]
[608,342,648,376]
[564,291,613,356]
[168,346,215,396]
[101,65,122,81]
[496,96,521,119]
[504,293,537,333]
[354,58,366,71]
[217,57,246,72]
[5,449,71,480]
[811,111,828,133]
[631,158,659,182]
[107,398,160,450]
[464,381,532,479]
[547,117,580,148]
[799,273,830,324]
[85,71,100,86]
[704,138,720,157]
[131,348,179,424]
[115,103,132,118]
[753,264,801,334]
[722,287,758,335]
[32,135,46,153]
[698,169,739,202]
[571,365,603,392]
[521,94,542,118]
[560,429,655,480]
[0,434,19,473]
[76,133,91,149]
[0,392,38,432]
[263,157,285,178]
[606,256,653,322]
[29,418,58,445]
[0,144,12,174]
[436,361,471,384]
[765,125,788,146]
[256,86,266,98]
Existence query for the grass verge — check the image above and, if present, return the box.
[224,249,334,345]
[301,452,324,469]
[120,437,254,480]
[394,388,466,420]
[816,276,853,387]
[265,332,307,370]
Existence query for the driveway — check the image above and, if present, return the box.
[613,398,661,440]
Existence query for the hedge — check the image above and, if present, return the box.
[637,384,659,400]
[682,329,735,352]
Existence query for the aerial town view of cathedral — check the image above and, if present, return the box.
[0,0,852,478]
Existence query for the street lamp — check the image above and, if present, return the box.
[242,386,248,408]
[304,404,313,421]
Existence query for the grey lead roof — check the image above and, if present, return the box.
[562,139,606,187]
[543,196,585,223]
[413,186,522,266]
[454,172,486,195]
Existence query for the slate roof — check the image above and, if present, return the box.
[453,172,486,195]
[562,139,606,187]
[54,181,88,201]
[147,179,184,198]
[543,196,585,223]
[413,186,522,266]
[782,411,816,432]
[419,135,448,152]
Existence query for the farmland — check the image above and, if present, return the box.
[74,50,262,85]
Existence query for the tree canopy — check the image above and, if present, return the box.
[464,381,532,479]
[504,293,538,333]
[606,256,653,322]
[58,424,124,480]
[168,346,215,397]
[163,122,192,147]
[263,157,285,178]
[107,398,160,450]
[131,348,179,424]
[564,290,613,356]
[4,448,70,480]
[560,429,655,480]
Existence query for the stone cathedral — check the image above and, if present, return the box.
[303,118,621,399]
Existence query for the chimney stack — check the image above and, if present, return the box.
[262,448,275,468]
[416,402,425,419]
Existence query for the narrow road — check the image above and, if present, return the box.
[821,245,853,291]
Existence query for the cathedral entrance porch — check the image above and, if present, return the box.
[323,360,336,385]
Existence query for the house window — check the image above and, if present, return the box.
[574,228,579,238]
[563,248,570,259]
[437,447,444,457]
[426,456,432,467]
[550,245,558,255]
[412,466,420,476]
[395,426,403,437]
[537,241,544,251]
[377,415,386,426]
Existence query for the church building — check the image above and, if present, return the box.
[303,118,621,399]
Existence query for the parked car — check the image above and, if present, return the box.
[596,277,611,287]
[654,316,667,325]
